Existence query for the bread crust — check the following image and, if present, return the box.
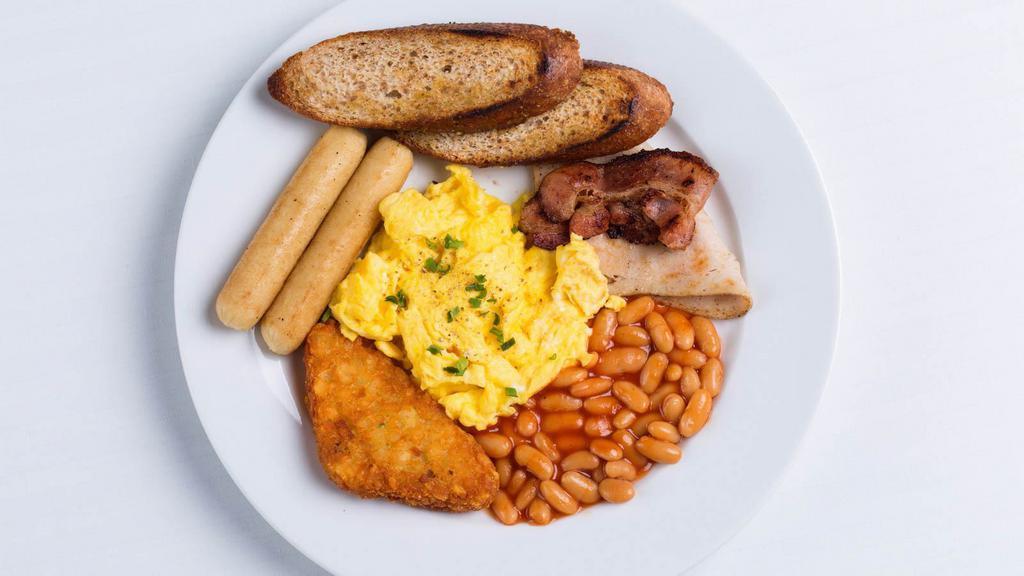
[268,23,581,132]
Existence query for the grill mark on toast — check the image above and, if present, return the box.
[537,54,550,74]
[448,28,510,38]
[454,100,513,120]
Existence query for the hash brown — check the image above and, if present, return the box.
[303,322,499,511]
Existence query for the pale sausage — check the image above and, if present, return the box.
[215,126,367,329]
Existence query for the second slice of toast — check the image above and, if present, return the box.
[395,61,673,166]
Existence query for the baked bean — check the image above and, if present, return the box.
[540,412,584,434]
[700,357,724,398]
[552,433,588,454]
[611,428,641,469]
[498,417,516,439]
[551,366,588,388]
[594,347,648,375]
[515,478,538,511]
[492,491,519,525]
[561,450,600,471]
[582,353,599,369]
[604,458,637,480]
[669,348,708,369]
[612,380,651,413]
[589,308,618,352]
[691,316,721,357]
[636,435,682,464]
[661,393,685,424]
[647,420,681,443]
[496,458,513,487]
[516,410,539,437]
[613,325,651,347]
[533,431,561,462]
[514,444,555,480]
[599,478,635,503]
[680,366,701,397]
[570,376,613,398]
[665,310,695,350]
[610,429,636,448]
[538,391,584,412]
[617,296,655,325]
[678,389,712,438]
[528,499,552,525]
[506,470,527,497]
[645,312,674,353]
[591,466,607,483]
[622,442,649,469]
[584,415,613,437]
[559,471,600,504]
[539,480,579,515]
[664,363,683,381]
[475,432,513,459]
[612,409,637,429]
[630,412,661,437]
[639,352,670,393]
[589,438,624,461]
[583,396,620,415]
[648,383,677,408]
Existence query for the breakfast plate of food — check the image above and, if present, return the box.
[174,0,838,574]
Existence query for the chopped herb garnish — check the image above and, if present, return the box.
[447,306,461,322]
[427,344,442,355]
[320,308,332,322]
[549,353,557,360]
[492,313,501,325]
[384,289,408,309]
[487,297,497,303]
[424,257,450,275]
[511,226,519,234]
[425,238,439,250]
[466,275,487,297]
[444,357,469,376]
[505,387,518,397]
[444,234,464,250]
[490,325,517,351]
[469,296,482,308]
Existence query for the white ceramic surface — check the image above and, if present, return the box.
[174,0,838,574]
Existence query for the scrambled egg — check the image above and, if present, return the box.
[330,166,622,429]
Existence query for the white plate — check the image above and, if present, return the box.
[174,1,838,574]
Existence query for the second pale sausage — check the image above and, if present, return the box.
[260,137,413,354]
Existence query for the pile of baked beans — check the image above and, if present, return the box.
[474,296,724,525]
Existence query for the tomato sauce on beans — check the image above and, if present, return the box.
[472,297,725,525]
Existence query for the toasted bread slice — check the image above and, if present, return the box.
[395,61,673,166]
[268,23,581,132]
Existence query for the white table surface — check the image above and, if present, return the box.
[2,0,1022,574]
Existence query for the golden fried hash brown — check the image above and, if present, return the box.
[303,323,498,511]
